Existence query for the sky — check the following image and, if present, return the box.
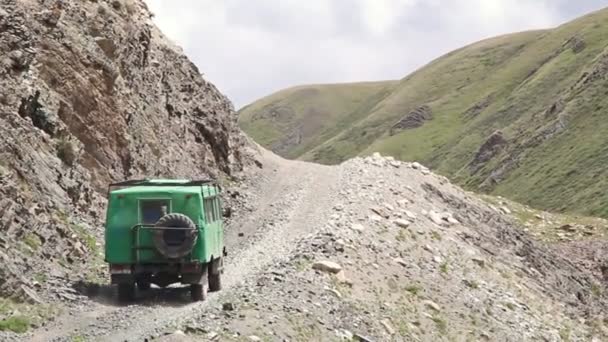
[145,0,606,109]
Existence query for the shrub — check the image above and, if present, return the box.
[57,137,76,166]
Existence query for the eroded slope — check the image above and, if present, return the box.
[0,0,246,313]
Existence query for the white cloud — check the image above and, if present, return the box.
[358,0,415,35]
[144,0,605,108]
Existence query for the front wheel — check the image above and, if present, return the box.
[190,284,207,302]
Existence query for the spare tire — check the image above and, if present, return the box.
[153,213,198,259]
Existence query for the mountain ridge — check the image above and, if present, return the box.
[239,6,608,217]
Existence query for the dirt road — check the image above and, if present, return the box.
[21,151,608,341]
[26,149,339,342]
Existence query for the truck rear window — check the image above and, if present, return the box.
[140,200,170,224]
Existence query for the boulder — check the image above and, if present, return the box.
[422,300,441,312]
[394,219,411,228]
[312,261,343,274]
[351,224,365,232]
[380,319,395,335]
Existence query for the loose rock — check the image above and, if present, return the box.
[312,261,343,274]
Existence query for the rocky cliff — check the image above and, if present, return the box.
[0,0,247,303]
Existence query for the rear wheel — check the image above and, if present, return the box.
[190,284,207,302]
[136,280,151,291]
[117,283,135,303]
[208,258,222,292]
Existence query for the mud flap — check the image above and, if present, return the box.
[182,268,206,285]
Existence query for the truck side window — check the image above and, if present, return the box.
[212,199,218,222]
[204,198,214,224]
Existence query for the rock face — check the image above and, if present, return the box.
[469,130,507,173]
[390,105,432,134]
[0,0,247,301]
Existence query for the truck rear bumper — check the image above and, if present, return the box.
[109,263,205,286]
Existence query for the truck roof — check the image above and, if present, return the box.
[108,179,220,196]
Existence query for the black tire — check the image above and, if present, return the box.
[117,283,135,303]
[153,213,198,259]
[190,284,207,302]
[208,258,222,292]
[136,281,151,291]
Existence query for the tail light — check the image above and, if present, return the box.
[181,263,201,273]
[110,264,132,274]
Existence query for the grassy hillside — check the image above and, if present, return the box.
[239,7,608,217]
[239,81,398,158]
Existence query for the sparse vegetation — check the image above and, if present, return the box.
[71,223,98,253]
[431,315,448,335]
[23,232,42,250]
[405,284,422,296]
[287,315,323,341]
[33,272,48,283]
[0,299,60,334]
[559,325,572,342]
[0,315,30,333]
[464,279,479,289]
[56,137,77,166]
[439,262,449,274]
[294,258,311,272]
[396,229,408,242]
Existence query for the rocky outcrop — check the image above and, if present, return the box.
[390,105,432,135]
[463,95,493,120]
[0,0,248,302]
[566,35,586,54]
[469,130,508,173]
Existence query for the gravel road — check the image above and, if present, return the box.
[17,151,608,342]
[24,149,340,342]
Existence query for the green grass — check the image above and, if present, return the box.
[439,262,449,274]
[396,230,408,242]
[23,233,42,251]
[71,224,98,253]
[481,194,608,242]
[559,325,572,342]
[240,7,608,218]
[431,315,448,335]
[33,273,47,283]
[239,81,398,160]
[0,316,30,333]
[405,284,422,296]
[0,298,60,334]
[294,258,311,272]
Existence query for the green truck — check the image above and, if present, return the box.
[104,179,226,302]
